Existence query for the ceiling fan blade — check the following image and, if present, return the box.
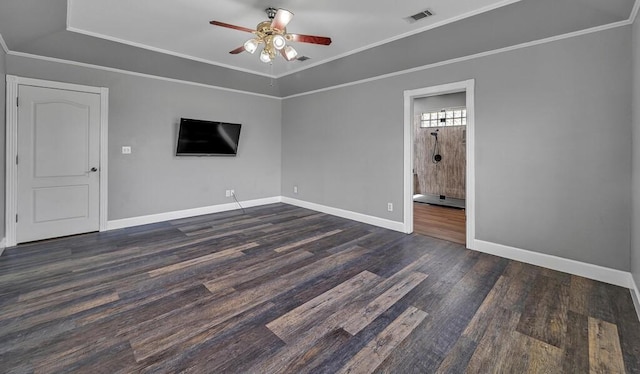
[271,9,294,31]
[229,46,246,54]
[210,20,255,34]
[287,33,332,45]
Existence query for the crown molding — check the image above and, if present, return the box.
[3,13,634,99]
[5,50,281,100]
[272,0,523,78]
[282,18,631,99]
[66,26,278,80]
[631,0,640,23]
[0,33,9,54]
[64,0,522,80]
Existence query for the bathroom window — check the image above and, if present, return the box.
[420,106,467,127]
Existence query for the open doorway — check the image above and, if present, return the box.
[403,80,475,247]
[413,93,466,244]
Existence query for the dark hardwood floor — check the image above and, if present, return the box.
[0,203,638,373]
[413,202,466,245]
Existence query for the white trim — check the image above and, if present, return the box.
[283,20,630,100]
[4,75,109,247]
[631,0,640,24]
[0,238,5,257]
[8,75,104,93]
[67,26,277,79]
[106,196,282,230]
[403,80,475,246]
[6,51,281,100]
[64,0,521,80]
[65,0,274,79]
[66,0,71,30]
[5,76,18,247]
[631,275,640,322]
[65,1,278,79]
[99,87,109,231]
[273,0,522,79]
[473,239,634,288]
[0,33,8,54]
[3,17,630,101]
[281,197,405,233]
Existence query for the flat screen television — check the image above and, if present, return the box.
[176,118,242,156]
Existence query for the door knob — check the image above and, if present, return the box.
[89,167,98,172]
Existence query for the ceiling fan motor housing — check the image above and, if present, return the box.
[266,7,278,20]
[210,7,331,62]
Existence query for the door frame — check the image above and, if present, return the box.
[403,79,475,247]
[5,75,109,247]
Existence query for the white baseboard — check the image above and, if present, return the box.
[0,237,5,256]
[471,239,634,288]
[106,196,282,230]
[99,195,640,321]
[281,197,405,233]
[631,274,640,322]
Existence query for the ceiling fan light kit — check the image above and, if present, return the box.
[243,39,259,54]
[272,34,286,50]
[210,7,331,63]
[283,45,298,60]
[260,49,272,63]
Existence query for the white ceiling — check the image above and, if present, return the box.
[67,0,521,78]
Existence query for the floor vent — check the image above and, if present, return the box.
[406,9,434,23]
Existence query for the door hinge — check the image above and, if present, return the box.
[16,155,18,165]
[16,214,18,223]
[16,97,19,107]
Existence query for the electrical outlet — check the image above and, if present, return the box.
[293,186,298,194]
[387,203,393,212]
[122,146,131,154]
[225,190,231,197]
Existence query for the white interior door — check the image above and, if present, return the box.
[16,85,101,243]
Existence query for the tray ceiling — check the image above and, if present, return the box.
[67,0,521,77]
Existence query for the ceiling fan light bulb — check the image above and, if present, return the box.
[244,39,258,54]
[260,49,272,63]
[284,45,298,60]
[272,34,286,50]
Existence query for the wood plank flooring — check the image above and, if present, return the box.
[0,203,638,373]
[414,202,466,244]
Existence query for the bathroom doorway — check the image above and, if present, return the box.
[413,93,466,243]
[403,80,475,247]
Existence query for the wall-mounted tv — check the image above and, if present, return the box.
[176,118,242,156]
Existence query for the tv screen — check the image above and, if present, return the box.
[176,118,242,156]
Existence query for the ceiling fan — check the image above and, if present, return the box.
[210,7,332,63]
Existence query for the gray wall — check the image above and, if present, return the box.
[6,55,281,220]
[277,0,635,96]
[282,26,632,271]
[632,17,640,289]
[414,93,466,115]
[0,47,5,239]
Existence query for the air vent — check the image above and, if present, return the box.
[406,9,434,23]
[296,56,311,62]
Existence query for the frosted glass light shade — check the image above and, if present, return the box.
[244,39,258,54]
[283,45,298,60]
[272,34,286,50]
[259,49,272,63]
